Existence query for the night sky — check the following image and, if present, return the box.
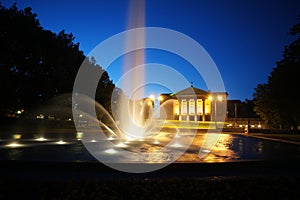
[2,0,300,101]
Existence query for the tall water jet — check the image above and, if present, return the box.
[118,0,147,139]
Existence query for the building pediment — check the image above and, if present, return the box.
[172,86,208,96]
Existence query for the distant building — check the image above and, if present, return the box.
[226,99,264,128]
[158,86,228,122]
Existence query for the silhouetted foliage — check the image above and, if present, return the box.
[227,99,258,118]
[253,15,300,130]
[0,3,117,118]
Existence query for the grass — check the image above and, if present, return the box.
[0,176,299,199]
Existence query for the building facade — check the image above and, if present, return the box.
[159,86,228,122]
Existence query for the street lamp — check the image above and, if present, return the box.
[210,95,223,129]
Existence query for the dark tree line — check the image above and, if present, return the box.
[0,3,117,118]
[227,99,258,119]
[253,16,300,131]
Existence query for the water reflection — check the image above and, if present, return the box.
[200,134,239,163]
[0,132,299,163]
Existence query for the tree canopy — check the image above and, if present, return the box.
[0,3,117,118]
[253,16,300,131]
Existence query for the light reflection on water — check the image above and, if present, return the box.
[0,132,299,163]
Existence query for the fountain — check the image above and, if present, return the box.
[1,0,300,179]
[71,0,228,173]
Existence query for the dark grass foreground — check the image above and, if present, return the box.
[0,176,299,200]
[1,160,300,199]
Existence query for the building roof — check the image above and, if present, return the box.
[171,86,209,96]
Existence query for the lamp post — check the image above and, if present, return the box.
[209,95,223,129]
[216,96,223,129]
[234,103,237,128]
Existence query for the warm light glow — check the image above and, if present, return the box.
[153,140,160,144]
[115,143,127,148]
[56,140,66,145]
[76,132,84,140]
[217,96,223,101]
[13,134,21,140]
[197,99,203,114]
[90,139,97,143]
[171,142,182,148]
[208,96,213,101]
[201,149,211,153]
[6,142,23,148]
[105,148,118,154]
[36,137,47,141]
[108,136,115,140]
[173,100,179,115]
[149,95,155,101]
[36,114,44,119]
[158,95,164,101]
[205,100,211,114]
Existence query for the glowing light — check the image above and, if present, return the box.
[149,95,155,101]
[90,139,97,143]
[13,134,21,140]
[56,140,66,145]
[6,142,22,148]
[158,95,164,101]
[108,136,115,140]
[173,100,179,115]
[36,114,44,119]
[115,143,127,148]
[171,142,182,148]
[258,124,262,128]
[126,136,134,141]
[105,148,118,154]
[153,140,160,144]
[76,132,84,140]
[208,96,213,101]
[201,149,211,153]
[217,96,223,101]
[36,137,47,141]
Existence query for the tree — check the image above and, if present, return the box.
[0,3,85,113]
[77,57,118,116]
[253,16,300,131]
[0,3,118,120]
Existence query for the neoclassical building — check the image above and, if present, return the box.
[159,86,228,122]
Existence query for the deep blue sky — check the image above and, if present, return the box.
[2,0,300,100]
